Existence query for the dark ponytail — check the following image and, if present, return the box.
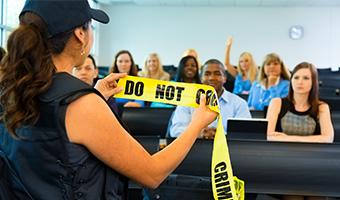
[0,12,75,137]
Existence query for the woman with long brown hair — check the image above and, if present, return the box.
[0,0,216,198]
[267,62,334,144]
[110,50,144,114]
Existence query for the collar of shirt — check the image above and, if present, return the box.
[219,89,230,104]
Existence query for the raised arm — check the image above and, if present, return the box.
[224,37,238,77]
[66,93,217,189]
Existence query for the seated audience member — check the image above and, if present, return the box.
[224,37,257,95]
[267,62,334,144]
[138,53,170,81]
[139,53,172,108]
[169,59,251,139]
[73,54,118,114]
[175,55,201,84]
[110,50,144,114]
[248,53,291,111]
[72,54,98,86]
[182,48,201,68]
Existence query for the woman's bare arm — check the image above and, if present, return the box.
[65,94,217,188]
[224,37,237,77]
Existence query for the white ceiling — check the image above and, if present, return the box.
[95,0,340,7]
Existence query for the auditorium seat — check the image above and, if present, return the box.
[321,97,340,111]
[331,111,340,143]
[97,66,110,78]
[237,93,249,101]
[121,107,175,138]
[317,68,340,80]
[319,79,340,90]
[318,68,340,90]
[223,70,235,92]
[319,87,340,98]
[134,136,160,154]
[163,65,177,81]
[250,110,265,118]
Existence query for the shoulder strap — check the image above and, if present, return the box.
[278,98,291,119]
[39,72,99,103]
[40,72,129,131]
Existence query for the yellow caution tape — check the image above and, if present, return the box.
[115,76,244,200]
[234,176,245,200]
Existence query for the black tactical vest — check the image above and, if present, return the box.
[0,72,127,199]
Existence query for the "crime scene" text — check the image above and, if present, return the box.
[214,161,232,199]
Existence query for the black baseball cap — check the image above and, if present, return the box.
[20,0,110,37]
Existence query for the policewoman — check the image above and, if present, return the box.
[0,0,217,199]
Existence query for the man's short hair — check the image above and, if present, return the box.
[201,59,226,77]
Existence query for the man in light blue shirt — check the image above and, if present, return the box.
[169,59,251,138]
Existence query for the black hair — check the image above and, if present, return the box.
[202,59,227,77]
[88,54,97,69]
[175,55,201,83]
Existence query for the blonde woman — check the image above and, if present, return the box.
[248,53,291,111]
[139,53,170,81]
[224,37,258,94]
[182,48,199,59]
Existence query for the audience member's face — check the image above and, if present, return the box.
[73,57,98,85]
[292,68,312,95]
[147,56,159,73]
[264,60,281,77]
[239,55,250,72]
[183,58,197,79]
[201,63,226,97]
[116,53,132,73]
